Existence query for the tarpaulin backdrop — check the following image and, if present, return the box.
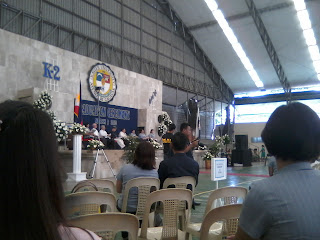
[81,100,138,132]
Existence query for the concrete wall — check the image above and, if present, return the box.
[234,122,266,151]
[0,29,162,134]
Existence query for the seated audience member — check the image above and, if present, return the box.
[162,123,176,158]
[116,141,158,212]
[130,129,137,137]
[119,128,128,139]
[148,129,155,139]
[110,126,117,139]
[108,126,121,149]
[119,128,129,147]
[90,123,99,138]
[138,129,149,141]
[99,125,109,147]
[267,154,278,176]
[0,101,100,239]
[99,124,109,138]
[232,102,320,240]
[158,132,199,189]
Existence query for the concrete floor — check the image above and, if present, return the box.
[191,162,268,223]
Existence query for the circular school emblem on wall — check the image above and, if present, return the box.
[88,63,117,103]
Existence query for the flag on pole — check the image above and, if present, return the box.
[195,106,201,138]
[74,81,81,123]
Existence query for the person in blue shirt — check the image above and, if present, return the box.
[158,132,199,189]
[231,102,320,240]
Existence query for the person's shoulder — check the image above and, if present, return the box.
[59,226,101,240]
[249,177,274,193]
[122,163,135,170]
[162,133,168,138]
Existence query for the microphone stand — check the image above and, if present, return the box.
[87,87,116,179]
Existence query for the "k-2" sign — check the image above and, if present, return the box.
[42,62,60,80]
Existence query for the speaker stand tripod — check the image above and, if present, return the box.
[86,148,117,179]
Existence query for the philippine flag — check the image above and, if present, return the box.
[74,81,81,123]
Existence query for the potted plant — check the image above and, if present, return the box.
[87,139,104,150]
[123,136,140,163]
[202,134,231,169]
[202,151,214,169]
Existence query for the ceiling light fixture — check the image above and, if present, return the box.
[204,0,264,89]
[293,0,320,81]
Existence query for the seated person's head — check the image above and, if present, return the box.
[101,124,106,130]
[133,141,155,170]
[171,132,189,152]
[92,123,97,129]
[0,100,65,238]
[112,126,116,132]
[261,102,320,162]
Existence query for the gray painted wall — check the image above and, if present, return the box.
[0,29,162,135]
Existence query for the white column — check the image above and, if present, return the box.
[67,134,86,182]
[73,134,82,173]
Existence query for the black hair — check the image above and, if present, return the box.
[168,123,176,131]
[133,141,155,170]
[0,101,65,239]
[0,101,93,239]
[180,122,190,132]
[171,132,189,151]
[261,102,320,162]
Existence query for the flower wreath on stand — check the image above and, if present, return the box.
[33,91,68,143]
[53,121,69,142]
[87,139,105,150]
[69,123,89,135]
[157,112,172,136]
[33,91,52,110]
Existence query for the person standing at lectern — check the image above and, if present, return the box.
[180,122,199,159]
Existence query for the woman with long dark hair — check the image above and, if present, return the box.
[0,101,100,240]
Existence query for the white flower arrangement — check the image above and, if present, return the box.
[69,123,89,135]
[53,121,68,142]
[157,111,172,136]
[33,91,52,110]
[198,145,207,150]
[161,112,170,122]
[157,123,167,136]
[87,139,104,149]
[46,110,56,121]
[150,139,162,150]
[202,151,214,161]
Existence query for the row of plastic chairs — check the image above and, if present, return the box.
[68,204,243,240]
[66,178,247,239]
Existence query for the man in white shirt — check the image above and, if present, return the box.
[91,123,99,138]
[99,125,109,139]
[119,128,128,139]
